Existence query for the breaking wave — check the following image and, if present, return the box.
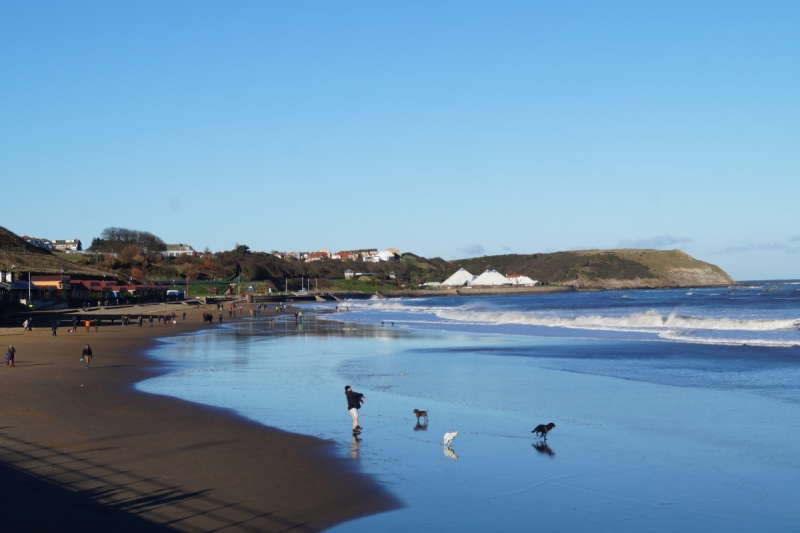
[434,308,800,333]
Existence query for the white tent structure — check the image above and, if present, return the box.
[441,268,476,286]
[470,269,512,286]
[507,275,538,286]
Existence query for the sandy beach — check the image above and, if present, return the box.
[0,304,398,532]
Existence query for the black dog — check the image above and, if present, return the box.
[532,423,555,439]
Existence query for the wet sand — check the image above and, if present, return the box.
[0,304,398,532]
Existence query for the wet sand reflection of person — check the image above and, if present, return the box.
[350,435,361,459]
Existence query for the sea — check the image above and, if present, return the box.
[137,281,800,532]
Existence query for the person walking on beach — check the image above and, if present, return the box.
[52,321,58,336]
[94,319,99,332]
[345,386,365,435]
[149,316,153,327]
[71,316,77,332]
[85,319,91,332]
[6,345,15,367]
[218,311,223,323]
[82,344,93,369]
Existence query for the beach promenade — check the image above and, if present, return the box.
[0,304,397,532]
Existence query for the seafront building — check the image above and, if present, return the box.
[440,268,538,287]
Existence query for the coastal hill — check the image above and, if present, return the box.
[0,226,112,277]
[450,249,734,289]
[1,226,734,290]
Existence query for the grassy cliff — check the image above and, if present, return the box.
[0,226,115,277]
[449,249,734,289]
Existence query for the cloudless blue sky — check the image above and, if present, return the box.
[1,1,798,279]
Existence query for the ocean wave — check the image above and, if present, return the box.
[433,308,800,333]
[659,331,800,348]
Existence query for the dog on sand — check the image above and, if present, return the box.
[413,409,428,423]
[444,431,458,447]
[532,423,555,439]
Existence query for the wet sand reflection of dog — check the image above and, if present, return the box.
[414,421,428,431]
[532,441,555,457]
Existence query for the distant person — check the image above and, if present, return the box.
[182,312,186,321]
[6,345,15,367]
[85,320,91,332]
[71,316,78,331]
[345,385,365,435]
[52,321,58,336]
[218,311,223,323]
[94,319,99,332]
[82,344,93,369]
[149,316,154,327]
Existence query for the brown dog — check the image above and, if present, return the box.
[413,409,428,423]
[532,423,555,439]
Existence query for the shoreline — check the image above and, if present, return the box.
[0,304,399,532]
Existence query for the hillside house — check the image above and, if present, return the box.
[53,239,82,251]
[22,236,54,249]
[306,249,331,262]
[163,243,196,257]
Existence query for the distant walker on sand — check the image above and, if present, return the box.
[345,385,365,435]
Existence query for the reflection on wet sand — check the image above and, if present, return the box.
[231,314,405,342]
[414,421,428,431]
[443,446,458,460]
[350,435,361,459]
[532,441,555,457]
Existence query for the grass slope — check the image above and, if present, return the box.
[0,226,117,277]
[449,249,734,288]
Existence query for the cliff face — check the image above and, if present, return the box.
[450,249,735,290]
[569,249,734,289]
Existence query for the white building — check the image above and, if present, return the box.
[470,270,512,286]
[162,243,196,257]
[53,239,82,251]
[441,268,477,286]
[507,275,538,286]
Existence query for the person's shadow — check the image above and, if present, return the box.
[532,440,555,457]
[413,421,428,431]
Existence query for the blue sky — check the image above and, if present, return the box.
[1,1,798,280]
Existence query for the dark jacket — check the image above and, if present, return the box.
[82,347,93,357]
[346,390,364,410]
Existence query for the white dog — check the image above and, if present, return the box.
[443,431,458,447]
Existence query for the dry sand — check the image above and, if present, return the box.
[0,303,398,532]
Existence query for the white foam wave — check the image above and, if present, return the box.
[659,331,800,348]
[434,308,800,333]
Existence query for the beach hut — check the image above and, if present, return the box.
[470,270,512,286]
[441,268,476,286]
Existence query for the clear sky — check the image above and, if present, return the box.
[1,1,798,280]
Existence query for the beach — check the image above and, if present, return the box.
[4,285,800,532]
[136,286,800,532]
[0,304,398,532]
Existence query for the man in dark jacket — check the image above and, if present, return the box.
[345,386,365,434]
